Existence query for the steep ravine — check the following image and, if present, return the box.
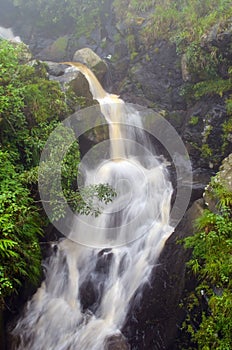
[1,2,231,348]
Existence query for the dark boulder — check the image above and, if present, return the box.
[105,334,130,350]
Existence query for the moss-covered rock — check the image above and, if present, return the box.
[37,36,69,61]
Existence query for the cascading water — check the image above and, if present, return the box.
[0,26,21,42]
[11,63,174,350]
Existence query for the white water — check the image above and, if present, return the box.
[0,26,21,42]
[12,63,174,349]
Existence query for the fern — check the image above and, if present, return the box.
[0,239,18,258]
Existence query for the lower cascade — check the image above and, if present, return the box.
[11,63,174,349]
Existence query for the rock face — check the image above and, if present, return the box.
[182,97,229,171]
[105,334,130,350]
[73,47,108,81]
[121,41,186,111]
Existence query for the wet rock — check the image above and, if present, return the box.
[44,61,67,77]
[50,66,95,106]
[105,334,130,350]
[73,47,108,82]
[79,279,99,312]
[191,168,212,201]
[96,249,113,274]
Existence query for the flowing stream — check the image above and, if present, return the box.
[12,63,174,350]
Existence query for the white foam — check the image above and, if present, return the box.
[0,26,21,42]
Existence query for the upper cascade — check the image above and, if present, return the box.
[63,61,126,159]
[62,61,109,100]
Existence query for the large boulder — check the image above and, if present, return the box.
[73,47,108,82]
[43,61,67,77]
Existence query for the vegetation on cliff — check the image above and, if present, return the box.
[113,0,232,103]
[0,40,72,309]
[181,168,232,349]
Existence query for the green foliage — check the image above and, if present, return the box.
[193,78,232,99]
[0,151,42,308]
[189,116,199,126]
[225,95,232,115]
[181,175,232,349]
[201,144,212,158]
[130,51,139,61]
[38,125,116,221]
[0,40,70,171]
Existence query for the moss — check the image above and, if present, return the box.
[222,116,232,151]
[48,36,69,60]
[126,33,136,51]
[189,116,199,126]
[130,51,139,60]
[145,53,150,62]
[201,143,213,158]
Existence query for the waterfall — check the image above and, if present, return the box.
[11,63,174,350]
[0,26,21,42]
